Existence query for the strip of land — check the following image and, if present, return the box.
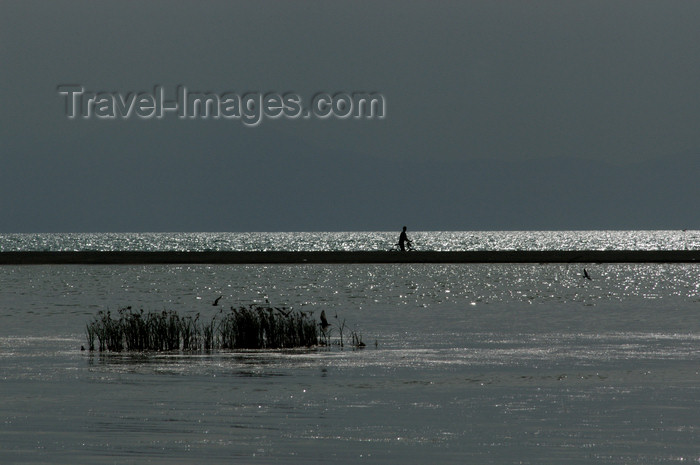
[1,250,700,264]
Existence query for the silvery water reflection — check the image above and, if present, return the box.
[2,261,700,463]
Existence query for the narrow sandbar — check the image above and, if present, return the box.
[1,250,699,264]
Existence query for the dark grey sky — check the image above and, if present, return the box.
[2,1,699,232]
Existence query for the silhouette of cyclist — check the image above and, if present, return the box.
[398,226,412,251]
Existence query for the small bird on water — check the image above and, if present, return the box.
[213,295,223,306]
[583,269,592,280]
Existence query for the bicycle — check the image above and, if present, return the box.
[391,241,414,252]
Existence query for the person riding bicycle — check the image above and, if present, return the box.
[398,226,412,251]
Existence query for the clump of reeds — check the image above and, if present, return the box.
[217,306,319,349]
[85,305,319,352]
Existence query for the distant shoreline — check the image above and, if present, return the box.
[1,250,700,264]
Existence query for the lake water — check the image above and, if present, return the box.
[1,230,699,252]
[2,232,700,463]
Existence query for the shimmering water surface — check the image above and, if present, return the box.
[2,230,700,252]
[2,232,700,464]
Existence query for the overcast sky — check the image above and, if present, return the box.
[1,1,699,232]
